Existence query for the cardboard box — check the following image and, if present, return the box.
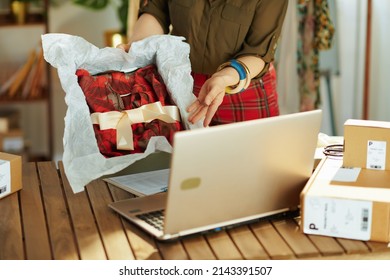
[0,109,20,133]
[0,152,22,200]
[0,129,24,153]
[300,157,390,242]
[343,119,390,170]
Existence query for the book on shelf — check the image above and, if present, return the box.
[21,53,39,99]
[28,48,45,99]
[0,46,46,100]
[0,63,22,96]
[103,168,170,197]
[8,49,37,98]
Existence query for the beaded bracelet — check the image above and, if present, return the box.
[217,59,251,94]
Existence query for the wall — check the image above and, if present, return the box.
[370,0,390,121]
[278,0,389,137]
[331,0,390,134]
[331,0,367,135]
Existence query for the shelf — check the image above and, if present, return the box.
[0,87,49,103]
[0,13,46,27]
[0,0,52,160]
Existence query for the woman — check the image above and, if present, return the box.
[118,0,288,127]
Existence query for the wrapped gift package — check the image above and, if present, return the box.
[77,64,183,157]
[42,34,202,192]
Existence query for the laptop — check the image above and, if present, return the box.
[108,110,322,240]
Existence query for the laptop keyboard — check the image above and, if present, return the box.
[136,210,165,231]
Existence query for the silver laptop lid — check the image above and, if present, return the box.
[163,110,322,234]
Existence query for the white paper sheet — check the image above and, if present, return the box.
[104,169,170,197]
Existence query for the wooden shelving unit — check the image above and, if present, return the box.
[0,0,52,161]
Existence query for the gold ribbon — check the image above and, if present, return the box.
[91,101,181,150]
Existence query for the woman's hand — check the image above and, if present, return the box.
[116,43,131,52]
[188,56,264,127]
[187,75,227,127]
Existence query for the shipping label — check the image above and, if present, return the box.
[367,140,386,170]
[0,159,11,198]
[304,196,372,240]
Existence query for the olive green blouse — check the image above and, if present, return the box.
[140,0,288,77]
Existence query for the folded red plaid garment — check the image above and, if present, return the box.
[76,64,183,157]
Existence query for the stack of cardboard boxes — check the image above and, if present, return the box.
[0,152,22,200]
[301,119,390,242]
[0,108,24,155]
[0,109,24,200]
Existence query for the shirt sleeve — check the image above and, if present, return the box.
[139,0,171,34]
[235,0,288,78]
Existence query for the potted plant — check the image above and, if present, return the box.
[72,0,129,46]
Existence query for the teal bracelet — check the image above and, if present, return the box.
[229,59,247,80]
[235,60,252,90]
[217,59,250,94]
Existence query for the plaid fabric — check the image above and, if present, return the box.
[192,64,279,125]
[76,64,183,158]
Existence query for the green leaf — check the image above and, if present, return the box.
[117,0,128,34]
[72,0,110,10]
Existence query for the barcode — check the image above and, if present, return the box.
[361,208,369,231]
[342,166,354,169]
[0,185,7,194]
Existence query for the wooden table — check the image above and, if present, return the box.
[1,161,390,260]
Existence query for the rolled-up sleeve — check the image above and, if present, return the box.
[139,0,171,34]
[236,0,288,77]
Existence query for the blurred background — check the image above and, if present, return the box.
[0,0,389,162]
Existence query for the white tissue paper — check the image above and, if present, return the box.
[42,33,202,193]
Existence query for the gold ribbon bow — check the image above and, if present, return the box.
[91,101,181,150]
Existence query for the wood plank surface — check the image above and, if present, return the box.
[250,220,295,259]
[366,241,390,252]
[58,162,107,260]
[19,162,51,260]
[37,162,79,260]
[272,219,320,259]
[305,235,345,257]
[181,235,217,260]
[0,192,23,260]
[295,217,344,257]
[228,226,269,260]
[108,184,162,260]
[2,160,390,260]
[336,238,370,255]
[157,240,189,260]
[86,179,134,260]
[206,231,243,260]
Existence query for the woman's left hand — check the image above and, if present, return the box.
[187,75,227,127]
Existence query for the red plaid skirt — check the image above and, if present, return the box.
[76,64,183,157]
[192,64,279,125]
